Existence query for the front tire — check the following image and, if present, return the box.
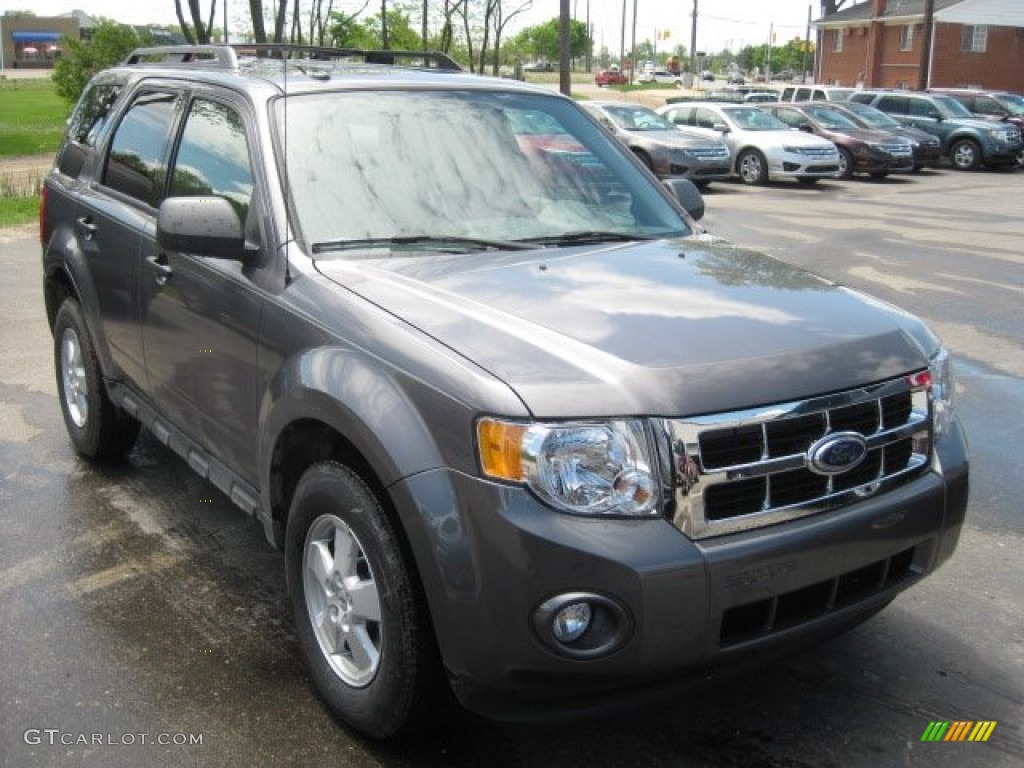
[285,461,439,738]
[53,299,139,459]
[950,138,981,170]
[836,147,854,179]
[737,149,768,185]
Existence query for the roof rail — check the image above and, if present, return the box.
[123,46,238,69]
[230,44,462,71]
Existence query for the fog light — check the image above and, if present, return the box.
[552,602,592,643]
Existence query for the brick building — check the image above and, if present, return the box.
[814,0,1024,91]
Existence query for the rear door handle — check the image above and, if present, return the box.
[76,216,97,241]
[146,254,173,285]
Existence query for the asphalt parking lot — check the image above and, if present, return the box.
[1,166,1022,767]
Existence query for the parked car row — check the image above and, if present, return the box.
[750,85,1023,169]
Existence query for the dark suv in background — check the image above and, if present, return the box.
[849,89,1022,170]
[41,45,968,739]
[929,89,1024,166]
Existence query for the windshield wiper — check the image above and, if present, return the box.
[311,235,535,255]
[517,231,658,247]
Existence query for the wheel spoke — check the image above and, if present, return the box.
[347,578,381,623]
[307,540,334,590]
[315,607,339,654]
[332,525,357,577]
[343,624,380,673]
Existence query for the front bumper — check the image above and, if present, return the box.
[768,150,840,179]
[390,416,968,721]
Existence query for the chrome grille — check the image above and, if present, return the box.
[882,143,913,157]
[663,374,932,539]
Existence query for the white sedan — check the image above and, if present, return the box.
[656,102,841,185]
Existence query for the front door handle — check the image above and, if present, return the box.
[146,254,173,286]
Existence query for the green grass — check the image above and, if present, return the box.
[0,78,68,157]
[0,195,39,229]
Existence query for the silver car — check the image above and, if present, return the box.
[583,101,732,187]
[657,102,841,185]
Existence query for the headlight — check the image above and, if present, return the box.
[477,418,660,517]
[782,145,802,153]
[929,347,955,438]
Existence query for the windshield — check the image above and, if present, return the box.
[844,102,899,128]
[277,90,690,251]
[722,107,790,131]
[804,106,860,130]
[995,93,1024,117]
[601,104,678,132]
[933,95,974,119]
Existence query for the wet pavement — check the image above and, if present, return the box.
[1,169,1022,767]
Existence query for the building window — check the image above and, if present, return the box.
[961,25,987,52]
[832,29,844,53]
[900,25,914,51]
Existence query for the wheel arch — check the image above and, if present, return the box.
[259,348,448,550]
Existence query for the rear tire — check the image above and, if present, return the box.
[53,299,139,460]
[285,461,440,738]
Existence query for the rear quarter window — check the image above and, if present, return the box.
[57,82,124,179]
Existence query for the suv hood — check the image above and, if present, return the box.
[314,240,935,418]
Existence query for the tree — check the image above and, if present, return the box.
[328,7,420,49]
[52,20,147,104]
[512,17,589,62]
[175,0,218,44]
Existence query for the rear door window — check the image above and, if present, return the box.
[103,91,179,207]
[876,96,909,115]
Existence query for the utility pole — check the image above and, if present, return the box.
[766,21,773,82]
[586,0,592,73]
[689,0,698,84]
[802,4,812,83]
[630,0,638,84]
[559,0,571,95]
[620,0,627,70]
[918,0,935,90]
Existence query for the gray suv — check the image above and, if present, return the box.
[849,89,1022,170]
[41,46,968,738]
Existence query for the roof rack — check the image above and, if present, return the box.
[233,44,462,71]
[123,46,238,69]
[122,44,462,72]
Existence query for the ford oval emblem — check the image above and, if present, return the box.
[808,432,868,476]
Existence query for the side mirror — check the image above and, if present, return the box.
[799,123,814,133]
[712,122,730,133]
[157,197,247,259]
[662,178,704,221]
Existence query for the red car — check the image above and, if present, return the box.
[595,68,628,87]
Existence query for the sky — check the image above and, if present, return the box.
[0,0,823,55]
